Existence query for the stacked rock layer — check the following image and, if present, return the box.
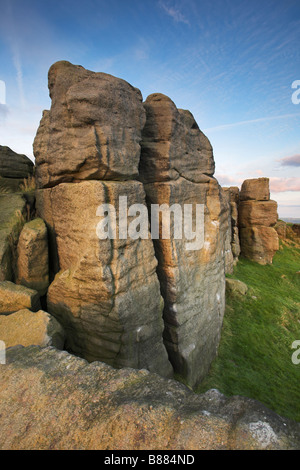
[239,178,279,264]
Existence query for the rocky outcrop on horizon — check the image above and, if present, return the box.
[140,93,228,386]
[239,178,279,265]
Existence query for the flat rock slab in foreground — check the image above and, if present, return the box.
[0,346,299,450]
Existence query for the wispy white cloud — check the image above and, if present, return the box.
[5,0,26,108]
[277,154,300,167]
[159,1,190,25]
[270,177,300,193]
[204,113,300,133]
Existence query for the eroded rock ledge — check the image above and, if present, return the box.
[0,346,299,450]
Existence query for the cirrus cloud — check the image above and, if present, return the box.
[270,177,300,193]
[277,154,300,167]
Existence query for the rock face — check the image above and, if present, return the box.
[239,178,279,264]
[0,309,65,349]
[0,346,299,450]
[274,220,287,240]
[0,146,34,180]
[240,177,270,202]
[33,61,146,188]
[0,194,27,281]
[0,281,41,315]
[34,61,172,377]
[140,93,227,386]
[16,218,49,295]
[222,186,240,273]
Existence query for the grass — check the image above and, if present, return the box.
[20,175,36,193]
[196,242,300,422]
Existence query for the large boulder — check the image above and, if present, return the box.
[33,61,146,188]
[140,93,227,387]
[0,346,299,450]
[0,281,41,315]
[34,62,172,378]
[0,309,65,349]
[0,146,34,180]
[16,218,49,295]
[239,178,279,265]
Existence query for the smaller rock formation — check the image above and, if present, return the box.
[223,186,240,273]
[274,220,287,240]
[0,309,65,349]
[16,218,49,295]
[226,278,248,296]
[0,281,40,315]
[239,178,279,264]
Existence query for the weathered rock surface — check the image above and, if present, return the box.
[34,62,172,377]
[0,309,65,349]
[239,200,278,228]
[239,178,279,265]
[0,346,299,450]
[0,146,34,179]
[36,180,172,375]
[274,220,287,239]
[16,218,49,295]
[240,177,270,202]
[0,177,24,193]
[0,281,40,315]
[33,61,146,188]
[140,93,227,387]
[139,93,215,183]
[0,194,27,281]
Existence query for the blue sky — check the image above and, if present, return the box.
[0,0,299,217]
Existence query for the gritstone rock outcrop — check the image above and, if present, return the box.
[239,178,279,265]
[33,62,228,386]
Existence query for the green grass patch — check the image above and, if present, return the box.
[196,242,300,422]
